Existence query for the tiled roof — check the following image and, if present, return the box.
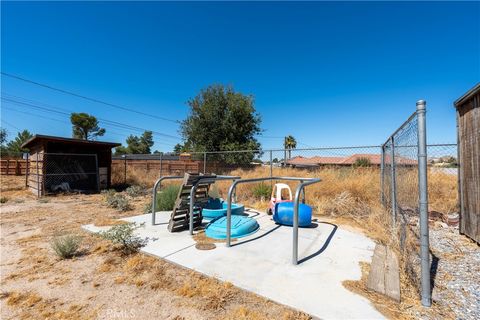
[286,154,417,166]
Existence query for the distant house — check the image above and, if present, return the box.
[286,153,417,168]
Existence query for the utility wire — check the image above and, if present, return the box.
[1,72,181,124]
[1,105,176,146]
[1,96,180,140]
[1,119,21,131]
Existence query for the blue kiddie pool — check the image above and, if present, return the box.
[202,198,245,220]
[205,215,259,239]
[273,202,312,227]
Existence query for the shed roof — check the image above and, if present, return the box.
[454,83,480,108]
[21,134,121,149]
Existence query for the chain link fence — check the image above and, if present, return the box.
[43,153,99,194]
[26,153,99,195]
[112,146,385,187]
[381,101,433,307]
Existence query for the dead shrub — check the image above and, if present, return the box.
[317,191,371,218]
[125,185,146,198]
[104,190,132,211]
[51,234,82,259]
[99,222,148,254]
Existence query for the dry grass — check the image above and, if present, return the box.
[92,251,311,317]
[2,163,459,319]
[119,165,456,214]
[224,305,311,320]
[343,259,455,320]
[2,291,93,320]
[0,175,35,199]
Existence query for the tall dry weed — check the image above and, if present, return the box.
[119,165,456,217]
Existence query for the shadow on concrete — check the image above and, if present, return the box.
[231,225,283,247]
[298,222,338,264]
[152,222,169,226]
[304,222,319,229]
[244,208,261,219]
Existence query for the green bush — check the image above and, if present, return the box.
[155,185,181,211]
[99,222,148,254]
[104,190,132,211]
[0,197,8,204]
[125,185,145,198]
[51,234,82,259]
[252,183,272,200]
[353,157,372,168]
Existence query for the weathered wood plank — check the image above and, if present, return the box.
[385,247,401,302]
[367,244,401,301]
[367,244,386,295]
[457,88,480,243]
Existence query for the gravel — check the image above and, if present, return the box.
[430,225,480,320]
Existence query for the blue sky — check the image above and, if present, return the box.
[1,1,479,151]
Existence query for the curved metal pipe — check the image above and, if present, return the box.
[226,180,241,245]
[225,176,320,256]
[189,184,198,235]
[292,178,321,264]
[189,175,241,235]
[151,175,183,225]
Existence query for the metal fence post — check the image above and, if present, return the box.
[269,150,273,187]
[25,153,29,188]
[36,152,40,197]
[203,152,207,174]
[416,100,431,307]
[123,154,127,185]
[159,152,163,177]
[390,137,397,225]
[380,146,385,206]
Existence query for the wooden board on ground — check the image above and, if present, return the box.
[367,244,401,302]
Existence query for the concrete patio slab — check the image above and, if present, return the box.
[83,210,385,320]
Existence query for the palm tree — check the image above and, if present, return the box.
[284,135,297,160]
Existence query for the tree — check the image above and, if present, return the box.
[180,85,262,164]
[173,143,186,154]
[284,135,297,160]
[6,130,33,153]
[0,129,8,155]
[70,113,105,140]
[0,129,7,145]
[115,131,154,155]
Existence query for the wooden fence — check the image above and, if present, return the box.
[111,159,203,185]
[1,157,203,182]
[0,159,28,175]
[111,159,202,174]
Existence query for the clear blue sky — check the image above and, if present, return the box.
[1,1,479,151]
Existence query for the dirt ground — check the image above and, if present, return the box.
[0,176,310,320]
[1,174,477,320]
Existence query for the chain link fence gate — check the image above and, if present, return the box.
[42,153,99,194]
[381,100,431,307]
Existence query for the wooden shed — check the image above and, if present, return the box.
[455,83,480,244]
[22,135,120,196]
